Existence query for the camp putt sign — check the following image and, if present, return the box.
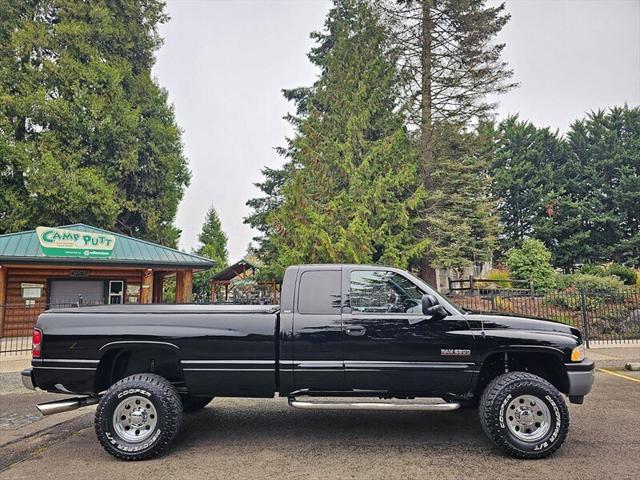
[36,227,116,258]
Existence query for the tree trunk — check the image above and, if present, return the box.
[419,0,436,284]
[420,0,433,182]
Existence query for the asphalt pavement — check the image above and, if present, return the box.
[1,369,639,480]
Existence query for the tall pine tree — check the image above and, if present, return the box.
[0,0,190,246]
[424,121,499,269]
[252,0,427,279]
[192,206,228,302]
[378,0,515,281]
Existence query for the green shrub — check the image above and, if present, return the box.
[578,264,607,276]
[606,264,637,285]
[476,269,512,290]
[545,291,604,310]
[494,295,513,311]
[555,273,624,296]
[506,239,556,292]
[547,313,575,326]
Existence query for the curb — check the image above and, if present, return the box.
[625,363,640,371]
[594,359,640,369]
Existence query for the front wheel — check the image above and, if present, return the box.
[95,373,183,460]
[479,372,569,459]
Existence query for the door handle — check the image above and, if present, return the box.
[345,325,366,337]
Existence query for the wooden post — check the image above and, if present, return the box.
[210,280,219,303]
[140,269,153,304]
[152,272,165,303]
[0,266,7,336]
[175,270,193,303]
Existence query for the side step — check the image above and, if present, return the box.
[37,396,100,416]
[288,397,460,411]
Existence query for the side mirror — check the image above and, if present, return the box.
[421,294,448,319]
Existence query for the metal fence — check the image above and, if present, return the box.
[0,298,106,357]
[2,288,639,356]
[446,288,640,345]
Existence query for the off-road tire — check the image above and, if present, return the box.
[479,371,569,459]
[181,395,214,412]
[95,373,183,460]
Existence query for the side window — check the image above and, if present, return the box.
[297,270,341,314]
[350,270,423,314]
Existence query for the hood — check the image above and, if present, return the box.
[466,313,582,338]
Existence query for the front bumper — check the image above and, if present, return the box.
[565,358,594,397]
[21,368,35,391]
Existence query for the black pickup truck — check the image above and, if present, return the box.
[22,264,594,460]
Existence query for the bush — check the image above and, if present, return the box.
[578,264,607,276]
[506,239,556,292]
[606,264,637,285]
[555,273,624,296]
[475,269,512,290]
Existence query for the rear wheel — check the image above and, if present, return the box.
[95,373,183,460]
[479,372,569,459]
[181,395,214,412]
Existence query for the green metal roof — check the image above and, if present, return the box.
[0,224,214,268]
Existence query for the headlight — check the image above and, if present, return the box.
[571,344,586,362]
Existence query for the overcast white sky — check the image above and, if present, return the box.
[153,0,640,261]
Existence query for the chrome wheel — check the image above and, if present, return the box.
[505,394,551,442]
[113,395,158,443]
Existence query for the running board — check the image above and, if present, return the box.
[288,397,460,411]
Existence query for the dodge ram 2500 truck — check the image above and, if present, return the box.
[22,264,594,461]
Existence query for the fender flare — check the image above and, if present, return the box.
[98,340,182,354]
[95,341,184,393]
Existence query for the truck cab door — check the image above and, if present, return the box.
[341,267,476,395]
[290,268,346,391]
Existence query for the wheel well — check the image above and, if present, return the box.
[475,351,569,397]
[95,347,185,393]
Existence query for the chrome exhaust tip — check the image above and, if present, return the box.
[37,396,100,416]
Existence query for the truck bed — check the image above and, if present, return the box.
[33,305,280,398]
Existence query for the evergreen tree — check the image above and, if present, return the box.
[549,106,640,268]
[424,121,499,268]
[490,116,567,253]
[0,0,190,246]
[377,0,515,281]
[254,0,427,279]
[489,106,640,269]
[244,162,292,268]
[192,206,228,302]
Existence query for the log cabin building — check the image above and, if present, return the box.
[0,224,214,340]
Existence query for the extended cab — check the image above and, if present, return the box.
[22,264,594,460]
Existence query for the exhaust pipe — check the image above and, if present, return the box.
[37,396,100,416]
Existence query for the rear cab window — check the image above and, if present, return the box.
[297,270,341,314]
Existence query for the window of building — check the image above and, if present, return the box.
[108,280,124,304]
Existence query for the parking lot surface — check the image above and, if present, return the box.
[1,370,639,480]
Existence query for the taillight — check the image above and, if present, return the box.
[32,328,42,358]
